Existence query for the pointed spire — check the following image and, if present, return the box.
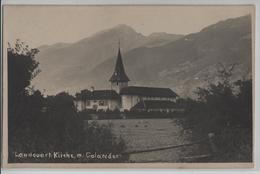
[109,42,130,83]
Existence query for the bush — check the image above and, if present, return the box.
[180,64,252,162]
[9,92,129,163]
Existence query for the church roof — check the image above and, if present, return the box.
[120,86,178,98]
[76,90,120,100]
[131,100,178,110]
[109,48,130,82]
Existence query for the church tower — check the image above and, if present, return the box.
[109,42,130,93]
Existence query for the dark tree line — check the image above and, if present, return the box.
[8,40,128,163]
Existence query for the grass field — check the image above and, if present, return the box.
[86,118,202,162]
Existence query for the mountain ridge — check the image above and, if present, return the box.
[32,24,183,94]
[32,15,252,97]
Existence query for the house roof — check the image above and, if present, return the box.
[76,90,120,100]
[131,100,178,110]
[120,86,178,98]
[109,48,130,83]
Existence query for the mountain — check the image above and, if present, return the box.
[32,15,252,97]
[81,15,252,97]
[32,24,183,94]
[145,32,184,47]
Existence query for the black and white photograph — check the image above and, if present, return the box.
[2,5,254,168]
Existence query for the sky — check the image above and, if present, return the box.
[3,5,254,48]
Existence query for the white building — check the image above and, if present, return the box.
[74,89,121,111]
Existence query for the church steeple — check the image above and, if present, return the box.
[109,41,130,93]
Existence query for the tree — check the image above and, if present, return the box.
[234,79,252,127]
[182,63,252,162]
[8,39,40,102]
[8,40,42,160]
[42,92,81,151]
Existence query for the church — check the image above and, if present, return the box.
[74,44,178,112]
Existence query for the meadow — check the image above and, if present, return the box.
[86,119,209,162]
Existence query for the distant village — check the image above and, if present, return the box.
[74,43,180,113]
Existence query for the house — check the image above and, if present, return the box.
[74,89,121,111]
[74,42,179,112]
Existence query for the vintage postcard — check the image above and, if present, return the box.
[1,5,255,168]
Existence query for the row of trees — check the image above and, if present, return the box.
[8,40,128,163]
